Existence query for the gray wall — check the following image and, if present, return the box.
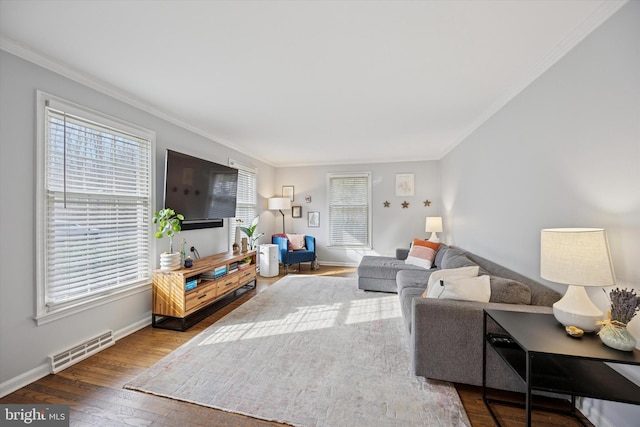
[274,160,441,264]
[441,3,639,425]
[0,51,276,393]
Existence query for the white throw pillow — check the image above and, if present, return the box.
[286,234,306,250]
[405,246,436,269]
[427,275,491,303]
[424,266,480,298]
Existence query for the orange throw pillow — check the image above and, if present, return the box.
[412,238,441,252]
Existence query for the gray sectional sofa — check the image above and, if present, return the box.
[357,244,562,392]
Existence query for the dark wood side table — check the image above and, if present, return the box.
[483,309,640,427]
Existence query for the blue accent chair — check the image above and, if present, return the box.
[272,235,316,273]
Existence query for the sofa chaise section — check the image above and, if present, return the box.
[358,244,562,392]
[357,255,427,292]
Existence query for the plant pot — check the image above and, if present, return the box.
[599,324,637,352]
[160,252,181,271]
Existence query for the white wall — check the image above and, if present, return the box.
[274,161,440,265]
[441,3,639,426]
[0,50,276,394]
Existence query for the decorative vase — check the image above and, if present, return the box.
[160,252,181,271]
[599,324,637,352]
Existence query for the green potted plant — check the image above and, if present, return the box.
[153,208,184,270]
[238,216,264,251]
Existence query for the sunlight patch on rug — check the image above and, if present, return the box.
[125,275,470,427]
[199,302,344,345]
[198,294,400,346]
[345,295,400,324]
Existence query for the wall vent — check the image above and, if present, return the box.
[49,330,115,373]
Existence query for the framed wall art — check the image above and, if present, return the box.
[292,206,302,218]
[282,185,294,201]
[395,173,414,196]
[308,211,320,227]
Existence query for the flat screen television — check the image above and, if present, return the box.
[163,149,238,230]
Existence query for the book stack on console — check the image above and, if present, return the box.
[214,265,227,279]
[228,261,239,274]
[200,270,218,280]
[238,260,252,270]
[185,278,198,291]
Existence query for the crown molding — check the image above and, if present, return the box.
[438,0,628,159]
[1,0,627,167]
[0,37,271,166]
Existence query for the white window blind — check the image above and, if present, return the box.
[37,93,153,318]
[228,160,257,247]
[328,172,371,248]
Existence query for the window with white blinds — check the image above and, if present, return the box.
[228,160,257,248]
[327,172,371,248]
[36,92,154,321]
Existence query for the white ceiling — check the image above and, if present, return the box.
[0,0,625,167]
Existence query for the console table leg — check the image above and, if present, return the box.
[526,354,532,427]
[482,311,487,402]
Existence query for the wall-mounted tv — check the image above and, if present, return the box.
[163,149,238,230]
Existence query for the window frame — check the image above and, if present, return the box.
[327,172,372,249]
[35,91,155,325]
[228,159,258,249]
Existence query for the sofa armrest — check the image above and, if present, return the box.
[305,235,316,254]
[272,235,290,262]
[411,297,553,390]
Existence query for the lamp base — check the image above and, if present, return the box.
[552,285,603,332]
[428,232,440,243]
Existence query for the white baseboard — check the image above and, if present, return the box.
[0,313,152,398]
[0,364,51,398]
[317,261,360,268]
[113,312,152,341]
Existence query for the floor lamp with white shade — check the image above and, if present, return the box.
[268,197,291,234]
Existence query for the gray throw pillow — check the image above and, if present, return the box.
[433,244,448,268]
[489,276,532,305]
[440,249,478,269]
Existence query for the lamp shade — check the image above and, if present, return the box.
[425,217,443,233]
[540,228,615,287]
[268,197,291,210]
[541,228,615,331]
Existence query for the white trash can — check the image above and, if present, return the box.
[259,244,279,277]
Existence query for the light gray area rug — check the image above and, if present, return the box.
[126,275,470,426]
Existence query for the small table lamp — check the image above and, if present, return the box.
[268,197,291,233]
[425,217,443,242]
[540,228,616,332]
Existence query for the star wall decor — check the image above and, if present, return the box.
[402,201,410,209]
[424,200,431,207]
[383,201,390,207]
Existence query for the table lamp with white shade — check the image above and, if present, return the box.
[425,217,443,242]
[268,197,291,233]
[540,228,616,332]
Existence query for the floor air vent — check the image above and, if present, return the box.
[49,330,115,373]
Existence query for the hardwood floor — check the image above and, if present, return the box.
[1,265,592,426]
